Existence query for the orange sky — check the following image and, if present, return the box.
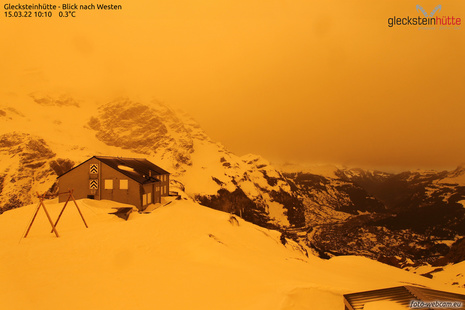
[1,0,464,171]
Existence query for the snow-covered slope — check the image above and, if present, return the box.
[437,166,465,187]
[2,91,465,270]
[432,261,465,288]
[0,199,463,310]
[0,92,299,228]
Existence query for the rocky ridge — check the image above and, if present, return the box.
[1,93,465,271]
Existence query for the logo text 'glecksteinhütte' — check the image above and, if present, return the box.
[388,5,461,27]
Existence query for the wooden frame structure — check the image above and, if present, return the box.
[343,285,465,310]
[24,190,88,238]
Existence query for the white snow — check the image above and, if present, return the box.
[239,179,261,197]
[276,163,341,179]
[266,199,290,226]
[1,199,464,310]
[117,165,135,172]
[177,139,233,195]
[439,174,465,186]
[435,167,465,188]
[429,261,465,288]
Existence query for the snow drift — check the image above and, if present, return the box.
[0,198,463,310]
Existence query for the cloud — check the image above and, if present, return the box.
[1,0,464,170]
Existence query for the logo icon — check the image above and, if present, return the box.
[388,4,461,28]
[416,4,442,17]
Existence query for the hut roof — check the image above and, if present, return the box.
[343,285,465,310]
[58,156,169,185]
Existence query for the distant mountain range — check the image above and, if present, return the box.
[282,166,465,268]
[1,92,464,271]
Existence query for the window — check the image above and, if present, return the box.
[104,179,113,189]
[120,179,128,190]
[147,193,152,204]
[143,194,147,206]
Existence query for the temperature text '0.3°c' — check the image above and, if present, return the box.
[59,10,76,17]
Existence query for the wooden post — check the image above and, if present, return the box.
[41,198,60,238]
[71,190,88,228]
[23,200,42,238]
[24,193,59,238]
[51,191,71,232]
[53,190,88,231]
